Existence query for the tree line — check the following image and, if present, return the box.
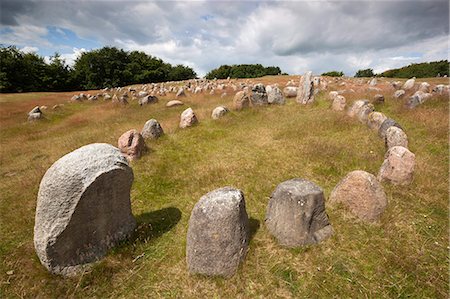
[354,60,449,78]
[205,64,283,80]
[0,46,197,93]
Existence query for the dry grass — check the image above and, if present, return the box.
[0,75,448,298]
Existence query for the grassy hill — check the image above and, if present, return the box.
[0,76,448,298]
[379,60,449,78]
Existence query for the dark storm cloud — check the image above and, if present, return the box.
[0,0,36,25]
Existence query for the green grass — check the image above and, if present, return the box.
[0,76,448,298]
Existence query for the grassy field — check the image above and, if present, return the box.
[0,75,448,298]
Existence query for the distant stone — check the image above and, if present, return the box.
[378,146,415,185]
[166,100,184,107]
[283,86,298,98]
[139,95,158,106]
[369,78,377,86]
[373,94,384,104]
[391,81,402,89]
[176,87,186,98]
[378,118,402,139]
[220,92,227,98]
[179,107,198,128]
[250,83,268,106]
[186,187,249,278]
[296,71,314,104]
[406,91,432,109]
[329,170,387,222]
[52,104,62,110]
[28,106,42,121]
[347,100,369,118]
[70,95,81,102]
[267,86,285,105]
[367,112,387,131]
[88,95,98,101]
[357,103,374,124]
[34,143,135,276]
[211,106,229,119]
[418,82,430,93]
[103,94,112,101]
[141,119,164,139]
[385,126,408,149]
[394,90,405,98]
[232,91,251,110]
[329,91,339,101]
[265,178,333,247]
[433,84,449,94]
[138,91,148,98]
[402,77,416,90]
[332,95,346,111]
[118,129,146,160]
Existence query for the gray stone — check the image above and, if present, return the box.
[233,91,251,110]
[265,178,333,247]
[332,95,346,111]
[385,126,408,149]
[34,143,136,276]
[369,78,377,86]
[367,112,387,131]
[394,90,405,98]
[373,94,384,104]
[186,187,249,278]
[211,106,229,119]
[139,95,158,106]
[282,86,298,98]
[330,171,387,222]
[166,100,184,107]
[141,119,164,139]
[378,118,402,139]
[402,78,416,90]
[418,82,430,93]
[347,100,369,118]
[179,107,198,128]
[267,86,285,105]
[406,91,432,108]
[176,87,186,98]
[378,146,415,185]
[329,91,339,101]
[357,103,374,124]
[28,106,42,121]
[250,83,268,106]
[296,71,314,104]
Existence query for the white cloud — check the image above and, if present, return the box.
[20,46,39,53]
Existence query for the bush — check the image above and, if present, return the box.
[379,60,449,78]
[354,69,374,78]
[205,64,282,79]
[321,71,344,77]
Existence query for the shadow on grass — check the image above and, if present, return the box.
[249,217,260,242]
[132,207,182,243]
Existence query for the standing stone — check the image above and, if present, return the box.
[250,83,268,106]
[179,107,198,128]
[332,95,346,111]
[267,86,285,105]
[141,119,164,139]
[186,187,249,278]
[378,146,415,185]
[378,118,402,139]
[34,143,136,276]
[139,95,158,106]
[367,112,387,131]
[265,179,333,247]
[211,106,229,119]
[329,171,387,222]
[394,90,405,99]
[176,87,186,98]
[296,71,314,104]
[369,78,377,86]
[385,126,408,149]
[283,86,298,98]
[402,77,416,90]
[232,91,251,110]
[347,100,369,118]
[373,94,385,104]
[28,106,42,121]
[118,129,146,160]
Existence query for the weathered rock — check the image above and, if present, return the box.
[433,84,449,94]
[28,106,42,121]
[296,71,314,104]
[232,91,251,110]
[394,90,405,99]
[378,118,402,139]
[406,91,432,108]
[391,81,402,89]
[139,95,158,106]
[378,146,415,185]
[357,103,374,124]
[211,106,229,119]
[179,107,198,128]
[347,100,369,118]
[118,129,145,160]
[250,83,268,106]
[329,91,339,101]
[34,143,136,276]
[332,95,346,111]
[186,187,249,278]
[283,86,298,98]
[402,77,415,90]
[265,179,333,247]
[176,87,186,98]
[369,78,377,86]
[373,94,385,104]
[166,100,184,107]
[267,86,285,105]
[418,82,430,93]
[385,126,408,149]
[141,119,164,139]
[367,112,387,131]
[70,95,82,102]
[138,91,148,98]
[329,171,387,222]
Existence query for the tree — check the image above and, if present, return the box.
[321,71,344,77]
[354,69,374,77]
[205,64,283,79]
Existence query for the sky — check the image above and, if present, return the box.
[1,0,449,77]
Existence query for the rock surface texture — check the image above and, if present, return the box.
[186,187,249,278]
[385,126,408,149]
[34,143,136,276]
[179,107,198,128]
[378,146,415,185]
[250,83,268,106]
[233,91,251,110]
[211,106,229,119]
[141,119,164,139]
[265,179,333,247]
[296,71,314,104]
[329,171,387,222]
[118,129,145,160]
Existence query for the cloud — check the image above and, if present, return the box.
[20,45,39,53]
[0,0,448,76]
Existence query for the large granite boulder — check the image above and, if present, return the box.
[378,146,415,185]
[296,71,314,104]
[385,126,408,149]
[141,119,164,139]
[232,91,251,110]
[367,112,387,131]
[139,95,158,106]
[28,106,42,121]
[186,187,249,278]
[211,106,229,119]
[267,86,285,105]
[179,107,198,128]
[265,179,333,247]
[250,83,268,106]
[283,86,298,98]
[402,78,416,90]
[332,95,346,111]
[329,171,387,222]
[34,143,135,276]
[118,129,146,160]
[378,118,402,139]
[347,100,369,118]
